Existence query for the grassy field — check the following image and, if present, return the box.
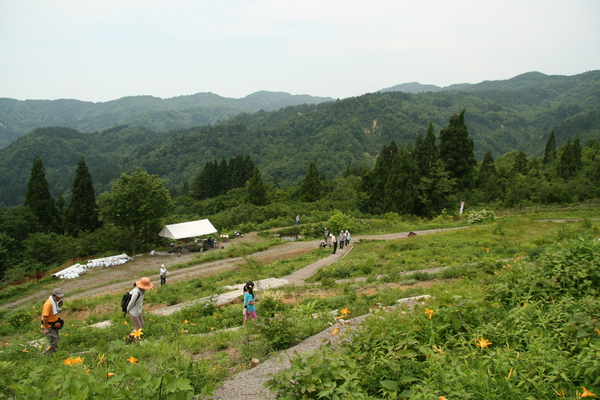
[1,206,599,399]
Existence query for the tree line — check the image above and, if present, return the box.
[1,110,599,288]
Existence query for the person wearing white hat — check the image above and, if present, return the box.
[126,277,153,340]
[40,288,65,355]
[159,264,168,286]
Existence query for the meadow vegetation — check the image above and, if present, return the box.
[1,207,599,399]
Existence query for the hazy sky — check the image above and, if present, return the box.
[1,0,599,103]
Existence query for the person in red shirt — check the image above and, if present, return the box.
[40,288,65,355]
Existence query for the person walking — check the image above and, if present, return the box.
[339,230,346,250]
[323,227,329,245]
[126,277,153,341]
[330,234,338,254]
[243,281,257,326]
[296,214,301,226]
[40,288,65,355]
[345,230,351,246]
[159,264,168,285]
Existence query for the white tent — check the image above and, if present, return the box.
[158,219,218,240]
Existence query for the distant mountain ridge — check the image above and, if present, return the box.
[378,71,598,93]
[0,91,334,149]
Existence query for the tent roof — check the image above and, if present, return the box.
[158,219,217,240]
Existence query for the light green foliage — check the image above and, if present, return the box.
[466,209,496,224]
[98,168,173,256]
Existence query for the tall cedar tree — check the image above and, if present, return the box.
[24,155,61,233]
[557,136,583,179]
[98,168,173,256]
[64,157,100,236]
[246,166,269,206]
[363,141,398,214]
[543,130,556,164]
[478,151,502,203]
[438,109,476,192]
[415,122,439,173]
[383,145,420,215]
[299,161,322,202]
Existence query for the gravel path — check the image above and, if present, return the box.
[211,295,431,400]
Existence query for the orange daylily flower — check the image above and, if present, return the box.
[131,329,143,338]
[580,387,597,398]
[332,328,340,335]
[106,373,115,378]
[424,308,434,319]
[127,356,139,364]
[477,338,492,349]
[63,356,84,366]
[341,308,350,316]
[97,353,106,364]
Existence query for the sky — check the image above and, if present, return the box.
[1,0,599,103]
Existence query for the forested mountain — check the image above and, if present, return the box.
[0,91,334,149]
[0,71,599,209]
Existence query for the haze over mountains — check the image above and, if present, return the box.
[0,70,598,208]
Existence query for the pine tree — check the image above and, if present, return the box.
[415,122,439,173]
[363,141,398,214]
[439,109,476,192]
[383,145,420,215]
[543,130,556,164]
[64,157,101,237]
[299,161,322,202]
[246,166,269,206]
[24,155,61,233]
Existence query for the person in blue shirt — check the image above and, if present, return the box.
[243,281,257,325]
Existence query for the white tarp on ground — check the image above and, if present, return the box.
[158,219,218,240]
[53,254,131,279]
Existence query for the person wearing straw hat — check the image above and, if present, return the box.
[126,277,153,340]
[40,288,65,355]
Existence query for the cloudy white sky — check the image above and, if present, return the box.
[1,0,599,103]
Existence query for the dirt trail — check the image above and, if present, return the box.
[1,227,466,311]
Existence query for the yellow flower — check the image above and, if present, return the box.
[97,353,106,364]
[123,321,129,325]
[440,397,448,400]
[184,319,188,323]
[106,373,115,378]
[332,328,340,335]
[433,345,444,354]
[63,356,84,366]
[341,308,350,316]
[131,329,143,338]
[85,369,90,374]
[127,356,139,364]
[180,328,187,333]
[476,338,492,349]
[210,327,215,331]
[596,328,600,336]
[424,308,434,319]
[580,387,597,398]
[190,323,196,326]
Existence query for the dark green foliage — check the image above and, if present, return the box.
[556,135,583,179]
[363,141,398,214]
[299,161,322,202]
[439,109,477,192]
[24,155,61,233]
[246,166,269,206]
[543,130,556,164]
[64,157,101,236]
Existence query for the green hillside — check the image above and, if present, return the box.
[0,91,334,149]
[0,71,599,208]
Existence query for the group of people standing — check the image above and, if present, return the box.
[320,228,351,254]
[40,274,259,354]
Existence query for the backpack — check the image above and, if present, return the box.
[120,291,132,316]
